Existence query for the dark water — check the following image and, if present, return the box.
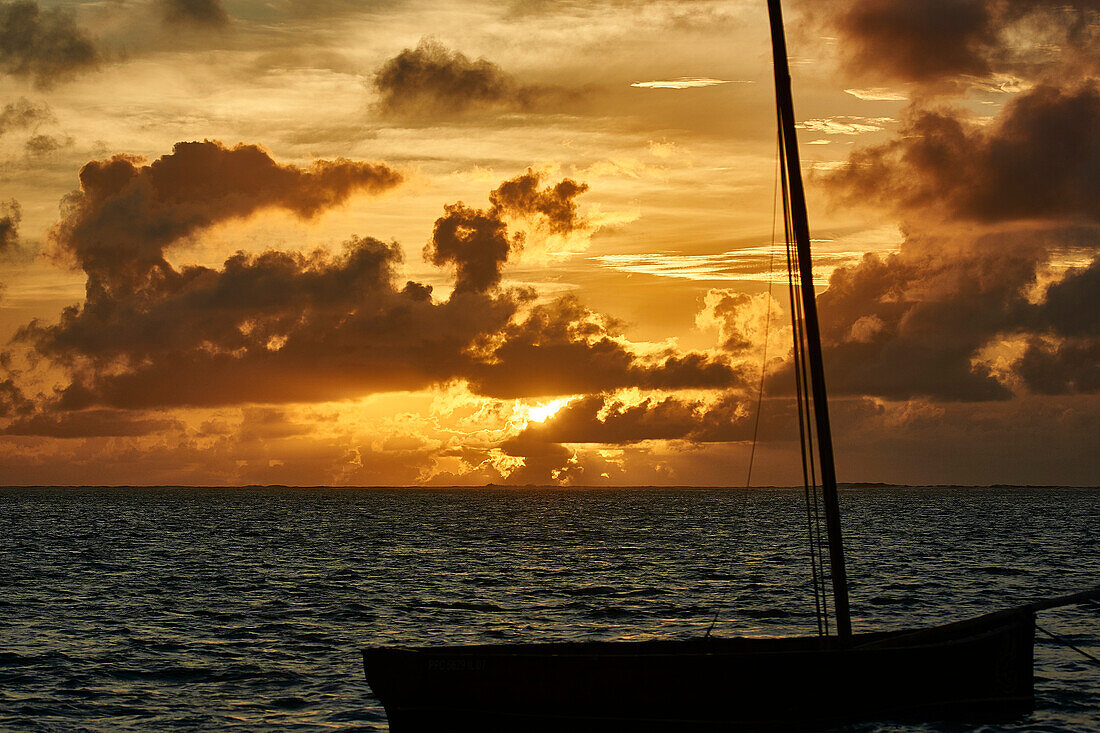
[1,486,1097,732]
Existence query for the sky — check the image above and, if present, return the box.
[0,0,1096,486]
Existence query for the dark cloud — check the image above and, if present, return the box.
[819,67,1100,401]
[427,204,514,294]
[425,169,587,293]
[489,171,588,234]
[0,199,19,252]
[466,295,746,399]
[373,38,575,118]
[831,0,995,83]
[0,1,98,87]
[1012,256,1100,394]
[1014,337,1100,394]
[827,82,1100,224]
[24,132,70,157]
[24,237,518,408]
[0,96,51,134]
[162,0,229,26]
[500,396,899,467]
[22,156,734,409]
[2,409,182,437]
[51,140,402,293]
[498,434,578,485]
[513,393,754,444]
[0,376,32,417]
[1033,257,1100,338]
[765,230,1100,403]
[795,236,1043,402]
[237,407,313,441]
[819,0,1099,86]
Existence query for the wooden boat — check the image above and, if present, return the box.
[365,607,1035,730]
[364,1,1098,729]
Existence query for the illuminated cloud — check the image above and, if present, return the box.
[796,116,893,135]
[591,247,857,286]
[630,77,740,89]
[844,88,908,101]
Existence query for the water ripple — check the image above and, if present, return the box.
[0,486,1097,732]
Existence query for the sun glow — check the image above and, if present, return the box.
[525,399,570,423]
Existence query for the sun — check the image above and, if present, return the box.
[525,399,570,423]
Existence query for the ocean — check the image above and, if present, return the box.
[1,486,1097,731]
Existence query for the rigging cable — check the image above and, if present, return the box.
[744,131,782,490]
[707,131,784,640]
[779,107,828,635]
[793,117,830,638]
[1035,624,1100,666]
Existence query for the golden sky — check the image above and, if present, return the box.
[0,0,1097,486]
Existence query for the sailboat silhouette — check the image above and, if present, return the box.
[362,2,1098,729]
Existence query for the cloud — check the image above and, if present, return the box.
[509,392,756,445]
[1034,256,1100,338]
[0,376,32,417]
[1013,256,1100,394]
[24,132,71,157]
[21,157,736,410]
[827,82,1100,224]
[630,77,740,89]
[426,204,514,294]
[489,171,588,234]
[772,228,1100,402]
[51,139,402,292]
[0,96,51,134]
[1015,337,1100,394]
[465,295,746,399]
[162,0,228,26]
[844,88,908,101]
[591,247,854,286]
[819,0,1099,87]
[696,289,786,355]
[2,409,182,437]
[426,169,588,293]
[0,1,98,88]
[373,38,575,118]
[796,116,893,136]
[0,199,19,252]
[25,237,517,408]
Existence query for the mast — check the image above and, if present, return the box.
[765,0,853,643]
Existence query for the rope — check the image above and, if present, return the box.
[705,133,783,640]
[778,107,827,636]
[745,133,782,490]
[1036,623,1100,666]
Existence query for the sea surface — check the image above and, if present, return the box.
[1,486,1098,732]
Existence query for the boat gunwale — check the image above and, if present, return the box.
[363,605,1032,658]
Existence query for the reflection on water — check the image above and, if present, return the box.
[1,486,1097,731]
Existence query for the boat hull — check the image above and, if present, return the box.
[364,607,1033,731]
